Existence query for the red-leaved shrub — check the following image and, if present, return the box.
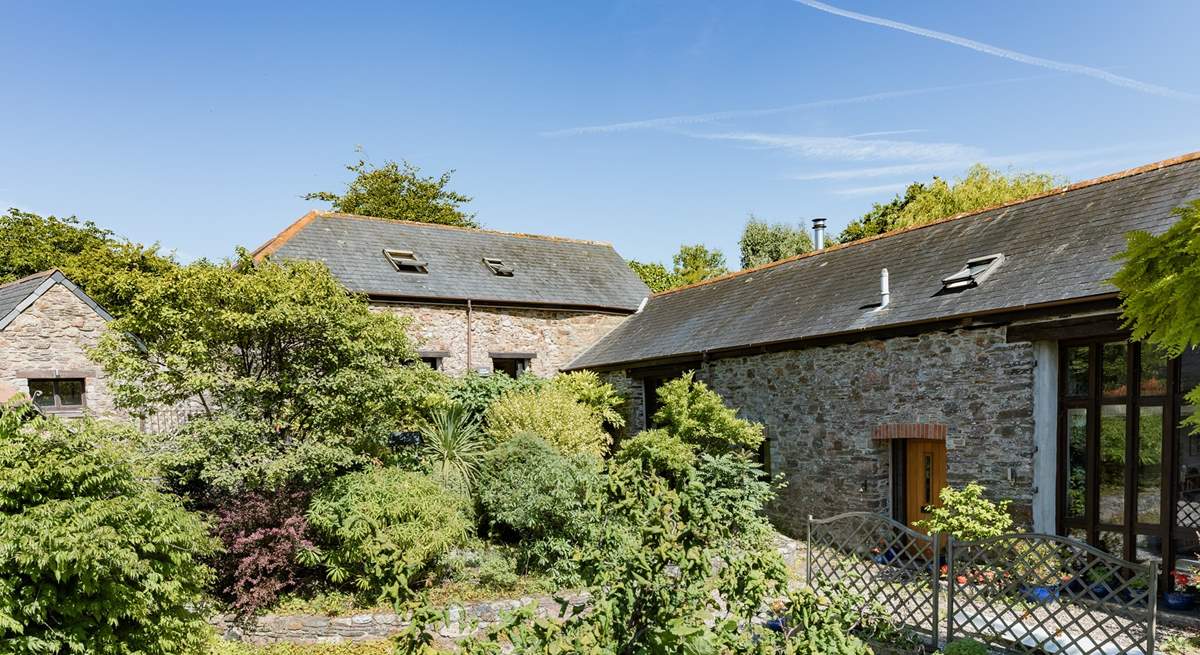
[212,488,315,616]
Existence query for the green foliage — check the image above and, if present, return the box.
[400,447,789,654]
[484,386,611,457]
[672,243,729,286]
[1114,200,1200,430]
[914,482,1013,541]
[549,370,626,431]
[839,165,1062,242]
[420,403,488,492]
[760,586,883,654]
[0,412,216,654]
[614,428,697,483]
[943,638,988,655]
[206,633,397,655]
[0,208,176,316]
[447,371,544,425]
[305,156,477,228]
[652,371,765,453]
[476,434,601,577]
[839,182,926,243]
[93,251,443,493]
[739,215,814,268]
[304,468,472,600]
[626,259,679,293]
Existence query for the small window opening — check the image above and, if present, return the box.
[483,257,514,277]
[491,357,530,377]
[383,249,428,274]
[939,253,1003,293]
[28,378,85,414]
[420,356,442,371]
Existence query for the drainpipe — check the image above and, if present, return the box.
[466,299,473,371]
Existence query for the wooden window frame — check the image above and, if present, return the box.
[27,377,86,415]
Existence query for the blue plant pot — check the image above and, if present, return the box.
[1021,585,1059,604]
[1090,583,1113,599]
[1164,591,1195,612]
[871,546,897,565]
[763,617,786,633]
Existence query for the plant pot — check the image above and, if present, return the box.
[1090,583,1114,599]
[872,546,897,565]
[1021,585,1059,604]
[1164,591,1195,612]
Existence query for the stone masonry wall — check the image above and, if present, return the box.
[0,283,121,419]
[372,302,628,376]
[602,326,1037,536]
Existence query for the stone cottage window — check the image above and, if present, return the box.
[28,378,85,414]
[490,353,533,377]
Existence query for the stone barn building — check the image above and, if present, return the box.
[568,152,1200,575]
[253,212,648,376]
[0,269,121,419]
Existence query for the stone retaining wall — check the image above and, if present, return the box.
[210,594,586,645]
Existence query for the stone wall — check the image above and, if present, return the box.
[602,326,1037,536]
[0,283,121,419]
[372,302,628,376]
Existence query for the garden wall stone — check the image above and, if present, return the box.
[601,326,1037,535]
[0,283,122,419]
[372,302,628,377]
[209,594,588,645]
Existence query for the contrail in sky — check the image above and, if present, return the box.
[792,0,1200,102]
[543,76,1049,137]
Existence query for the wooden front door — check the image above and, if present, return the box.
[905,439,947,532]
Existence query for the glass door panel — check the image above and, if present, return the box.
[1136,406,1163,525]
[1098,403,1127,526]
[1066,408,1088,520]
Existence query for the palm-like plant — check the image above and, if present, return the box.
[420,403,488,492]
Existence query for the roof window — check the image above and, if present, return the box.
[383,249,428,274]
[483,257,514,277]
[940,253,1003,293]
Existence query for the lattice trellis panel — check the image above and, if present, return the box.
[806,512,939,644]
[947,534,1157,655]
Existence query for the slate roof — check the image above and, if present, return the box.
[0,269,114,330]
[254,212,649,312]
[569,152,1200,370]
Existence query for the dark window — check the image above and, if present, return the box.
[492,357,529,377]
[482,257,514,277]
[643,376,668,426]
[382,249,428,274]
[28,378,85,413]
[420,356,442,371]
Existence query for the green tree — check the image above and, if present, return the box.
[838,165,1062,243]
[652,371,765,453]
[305,157,478,228]
[738,215,813,268]
[626,259,679,293]
[672,243,728,286]
[0,208,176,316]
[92,250,445,493]
[1113,199,1200,430]
[0,410,216,654]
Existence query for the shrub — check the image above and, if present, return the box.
[549,370,626,431]
[305,468,472,600]
[614,429,696,484]
[914,482,1013,541]
[0,413,216,654]
[476,434,601,576]
[420,403,487,492]
[484,386,610,457]
[944,639,988,655]
[448,371,545,424]
[652,371,764,453]
[212,488,315,617]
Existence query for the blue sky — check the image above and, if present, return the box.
[2,1,1198,266]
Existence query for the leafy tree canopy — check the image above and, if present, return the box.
[652,372,765,453]
[0,410,216,654]
[626,259,678,294]
[672,243,729,286]
[305,156,478,228]
[1113,199,1200,429]
[839,164,1063,243]
[0,208,176,316]
[738,215,813,268]
[92,250,445,493]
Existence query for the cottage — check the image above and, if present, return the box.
[0,269,120,419]
[253,212,649,376]
[568,152,1200,573]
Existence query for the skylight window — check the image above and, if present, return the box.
[483,257,514,277]
[940,253,1003,293]
[383,249,428,274]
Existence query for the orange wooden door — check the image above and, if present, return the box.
[905,439,947,533]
